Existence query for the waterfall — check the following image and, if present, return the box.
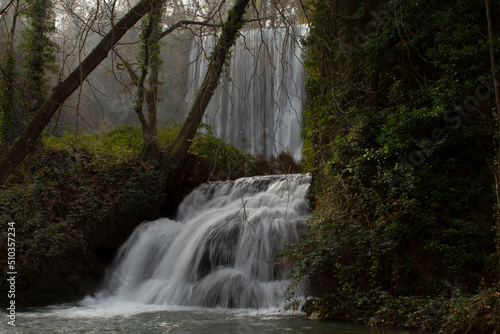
[99,174,312,309]
[186,26,308,160]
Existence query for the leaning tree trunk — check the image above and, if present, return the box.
[167,0,251,167]
[0,0,162,186]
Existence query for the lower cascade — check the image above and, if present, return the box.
[97,173,312,309]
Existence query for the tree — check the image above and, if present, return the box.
[167,0,251,167]
[291,0,496,315]
[112,4,222,162]
[22,0,57,121]
[0,0,19,155]
[134,0,166,161]
[120,0,252,164]
[0,0,164,185]
[0,0,253,185]
[485,0,500,277]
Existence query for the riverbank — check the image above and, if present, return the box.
[301,289,500,333]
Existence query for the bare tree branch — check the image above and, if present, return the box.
[113,47,139,83]
[0,0,163,185]
[159,19,219,38]
[0,0,14,17]
[167,0,251,166]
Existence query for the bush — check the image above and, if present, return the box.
[283,0,499,330]
[442,285,500,334]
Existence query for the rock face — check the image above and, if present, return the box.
[301,298,319,318]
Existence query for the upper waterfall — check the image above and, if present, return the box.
[98,173,312,309]
[186,26,308,160]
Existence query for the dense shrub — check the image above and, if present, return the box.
[0,148,167,304]
[283,0,500,330]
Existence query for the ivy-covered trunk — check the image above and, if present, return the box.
[23,0,57,121]
[0,0,19,156]
[134,0,166,162]
[167,0,251,167]
[0,53,16,155]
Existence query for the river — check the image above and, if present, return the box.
[1,302,416,333]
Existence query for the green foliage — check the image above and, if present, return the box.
[0,146,167,301]
[286,0,500,329]
[138,1,166,79]
[42,123,283,177]
[43,124,185,164]
[188,124,257,177]
[158,122,183,145]
[187,124,302,178]
[441,284,500,333]
[43,125,144,163]
[138,0,165,73]
[0,172,86,287]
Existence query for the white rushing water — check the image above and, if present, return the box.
[186,26,307,160]
[1,174,416,333]
[96,173,312,309]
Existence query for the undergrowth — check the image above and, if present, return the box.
[43,123,302,177]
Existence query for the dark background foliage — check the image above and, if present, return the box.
[282,0,500,330]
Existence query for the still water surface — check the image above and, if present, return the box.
[1,299,416,334]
